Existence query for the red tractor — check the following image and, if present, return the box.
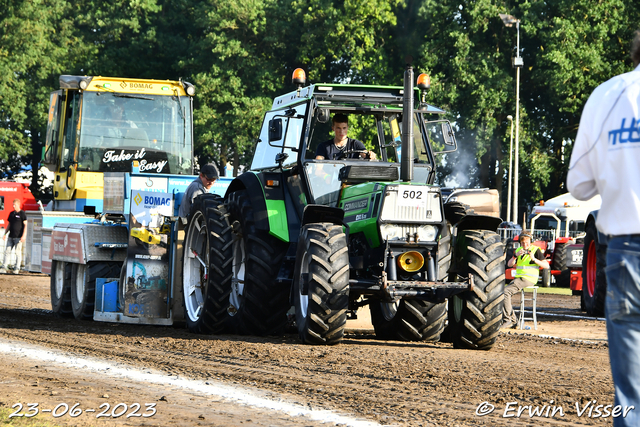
[0,182,39,235]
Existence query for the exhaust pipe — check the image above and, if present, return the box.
[400,60,414,182]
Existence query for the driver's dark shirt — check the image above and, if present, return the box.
[315,138,366,160]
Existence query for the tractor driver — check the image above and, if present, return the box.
[501,232,549,329]
[315,114,377,160]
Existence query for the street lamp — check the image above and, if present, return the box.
[500,13,523,226]
[506,115,514,223]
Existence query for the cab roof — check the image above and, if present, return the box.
[271,83,446,114]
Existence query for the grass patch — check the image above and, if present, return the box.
[0,407,62,426]
[523,286,573,295]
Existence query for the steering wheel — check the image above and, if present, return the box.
[336,149,370,160]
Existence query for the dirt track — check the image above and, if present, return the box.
[0,273,621,426]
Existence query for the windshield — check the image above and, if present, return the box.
[306,110,433,184]
[76,92,193,174]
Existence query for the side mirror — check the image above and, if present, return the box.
[317,108,330,123]
[268,118,283,142]
[442,122,456,146]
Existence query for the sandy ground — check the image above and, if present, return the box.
[0,272,620,426]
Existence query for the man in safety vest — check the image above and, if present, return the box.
[502,232,549,329]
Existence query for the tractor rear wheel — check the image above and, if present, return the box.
[582,221,607,316]
[443,202,474,226]
[50,260,73,318]
[71,262,121,320]
[293,223,349,345]
[552,242,570,287]
[226,190,289,335]
[182,194,233,334]
[449,229,504,350]
[370,299,446,342]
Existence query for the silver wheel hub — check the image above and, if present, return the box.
[183,212,208,322]
[75,265,87,302]
[229,231,246,316]
[297,252,309,319]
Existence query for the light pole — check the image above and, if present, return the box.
[506,115,514,223]
[500,13,523,226]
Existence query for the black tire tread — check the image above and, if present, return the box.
[443,202,474,226]
[295,223,349,345]
[450,229,504,350]
[226,190,289,335]
[581,221,606,316]
[183,193,233,334]
[72,261,121,321]
[370,299,447,342]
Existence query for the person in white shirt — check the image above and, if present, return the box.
[567,30,640,427]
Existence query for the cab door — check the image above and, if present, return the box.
[53,91,81,200]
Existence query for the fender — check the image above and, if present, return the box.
[224,172,290,242]
[455,213,503,234]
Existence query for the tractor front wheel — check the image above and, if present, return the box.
[293,223,349,345]
[182,194,233,334]
[449,229,505,350]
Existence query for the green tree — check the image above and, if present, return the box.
[0,0,87,195]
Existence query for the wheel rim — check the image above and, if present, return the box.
[75,264,87,303]
[586,240,596,297]
[54,262,65,299]
[297,251,309,319]
[380,300,399,321]
[183,211,208,322]
[229,229,246,316]
[452,294,463,322]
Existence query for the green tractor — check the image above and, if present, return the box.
[182,66,505,349]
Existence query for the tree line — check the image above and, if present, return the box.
[1,0,638,211]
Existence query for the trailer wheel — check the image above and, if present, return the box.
[582,221,606,316]
[226,190,289,335]
[71,262,121,320]
[293,223,349,345]
[370,299,446,342]
[182,194,233,334]
[449,229,505,350]
[50,260,73,318]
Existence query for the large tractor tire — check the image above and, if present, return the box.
[71,261,121,320]
[293,223,349,345]
[449,229,505,350]
[370,299,446,342]
[182,194,233,334]
[226,190,289,335]
[50,260,73,318]
[582,221,607,317]
[443,202,474,226]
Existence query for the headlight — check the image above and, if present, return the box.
[416,225,438,242]
[380,224,404,241]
